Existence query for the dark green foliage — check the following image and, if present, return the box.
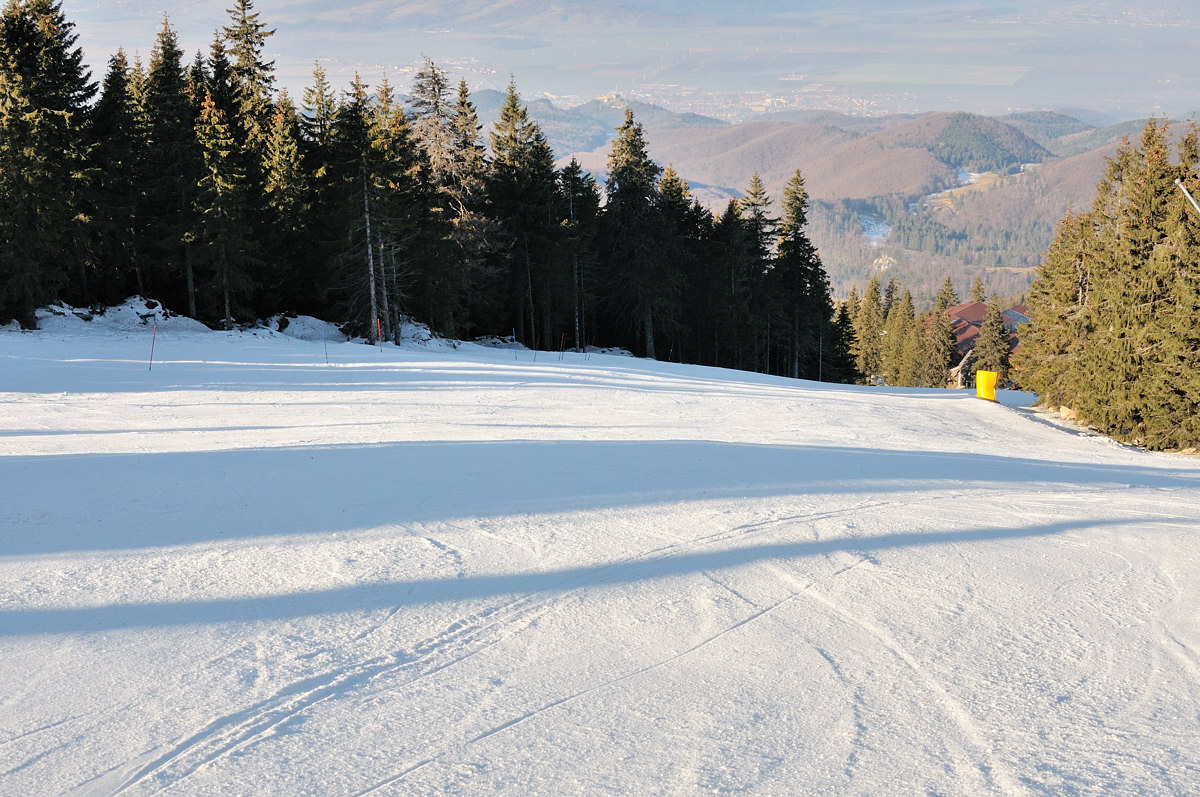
[598,108,667,357]
[1018,118,1200,450]
[3,5,853,388]
[484,79,560,347]
[86,49,143,305]
[852,276,885,383]
[194,90,254,329]
[768,170,835,380]
[972,302,1011,383]
[0,0,95,326]
[933,275,959,312]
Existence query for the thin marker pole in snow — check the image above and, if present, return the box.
[376,318,383,351]
[323,329,329,364]
[148,322,158,371]
[513,328,518,360]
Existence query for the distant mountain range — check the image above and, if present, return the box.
[471,93,1189,302]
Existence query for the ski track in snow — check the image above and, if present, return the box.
[3,318,1200,796]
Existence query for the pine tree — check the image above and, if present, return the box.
[300,61,336,160]
[881,290,916,385]
[706,200,757,369]
[194,90,254,330]
[852,275,885,383]
[0,0,95,326]
[973,302,1011,384]
[87,48,144,305]
[221,0,275,157]
[259,89,309,312]
[934,275,959,312]
[921,307,956,387]
[407,58,454,183]
[486,78,561,346]
[1013,210,1095,409]
[328,74,381,337]
[882,276,901,318]
[558,157,602,352]
[370,76,437,341]
[770,169,833,380]
[970,275,986,302]
[654,164,706,361]
[599,107,667,357]
[440,78,499,338]
[141,17,202,314]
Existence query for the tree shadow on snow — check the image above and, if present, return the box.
[0,516,1158,637]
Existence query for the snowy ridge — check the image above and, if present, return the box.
[2,304,1199,795]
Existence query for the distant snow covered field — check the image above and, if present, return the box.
[2,300,1199,796]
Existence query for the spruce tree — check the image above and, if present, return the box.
[486,79,561,346]
[770,169,833,380]
[654,164,706,361]
[0,0,95,326]
[852,275,885,383]
[707,200,757,369]
[558,157,602,352]
[407,57,454,183]
[87,49,144,305]
[881,290,916,385]
[194,90,254,329]
[141,17,202,314]
[221,0,275,157]
[970,275,986,302]
[1014,210,1095,409]
[921,307,956,388]
[328,74,381,337]
[441,78,500,338]
[934,275,959,312]
[599,107,667,357]
[972,302,1011,384]
[260,89,309,312]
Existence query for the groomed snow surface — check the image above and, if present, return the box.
[3,300,1199,796]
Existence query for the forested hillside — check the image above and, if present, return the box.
[1017,117,1200,451]
[0,0,853,384]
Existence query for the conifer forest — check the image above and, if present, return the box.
[3,1,1199,449]
[0,0,853,383]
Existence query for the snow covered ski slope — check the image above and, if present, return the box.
[2,310,1199,795]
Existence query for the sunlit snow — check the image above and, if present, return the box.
[2,300,1198,795]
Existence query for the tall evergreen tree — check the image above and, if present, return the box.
[441,78,500,337]
[259,89,308,311]
[407,57,454,183]
[970,275,986,302]
[141,17,202,314]
[194,90,254,329]
[600,108,668,357]
[852,275,885,383]
[973,302,1011,384]
[770,169,833,380]
[921,307,956,387]
[881,290,917,385]
[1014,210,1096,409]
[221,0,275,156]
[486,78,559,346]
[934,275,959,312]
[557,157,602,352]
[87,48,144,305]
[0,0,95,326]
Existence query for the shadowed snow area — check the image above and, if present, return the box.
[2,313,1199,796]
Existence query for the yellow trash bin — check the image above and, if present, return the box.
[976,370,998,401]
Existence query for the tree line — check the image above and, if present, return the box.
[841,273,1002,389]
[0,0,855,383]
[1016,117,1200,451]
